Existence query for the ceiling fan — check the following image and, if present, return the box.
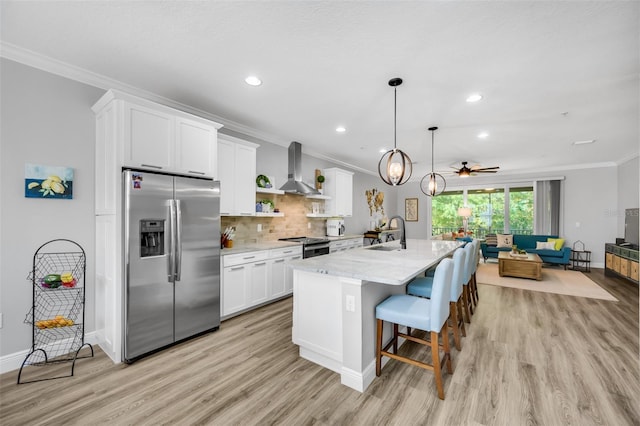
[452,161,500,177]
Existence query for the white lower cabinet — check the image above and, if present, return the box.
[248,261,269,306]
[222,264,249,316]
[222,246,302,319]
[269,247,303,298]
[329,237,363,253]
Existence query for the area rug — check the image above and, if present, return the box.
[476,263,618,301]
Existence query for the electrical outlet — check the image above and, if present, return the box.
[346,295,356,312]
[257,224,262,232]
[308,222,311,229]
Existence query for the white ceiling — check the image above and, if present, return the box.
[2,1,639,179]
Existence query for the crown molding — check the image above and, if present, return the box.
[615,151,639,165]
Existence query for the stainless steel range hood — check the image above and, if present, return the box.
[279,142,320,195]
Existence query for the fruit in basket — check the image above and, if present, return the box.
[41,274,63,288]
[44,274,61,283]
[35,316,74,328]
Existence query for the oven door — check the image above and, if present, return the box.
[303,243,330,258]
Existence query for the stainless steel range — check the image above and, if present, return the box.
[279,236,330,258]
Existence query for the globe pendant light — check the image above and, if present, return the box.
[378,78,412,186]
[420,126,446,197]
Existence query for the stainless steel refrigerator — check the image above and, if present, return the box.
[123,169,220,362]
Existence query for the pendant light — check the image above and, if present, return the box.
[378,78,412,186]
[420,126,446,197]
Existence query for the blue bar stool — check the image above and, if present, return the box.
[406,248,467,350]
[375,258,454,400]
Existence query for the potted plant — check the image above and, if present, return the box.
[316,174,325,190]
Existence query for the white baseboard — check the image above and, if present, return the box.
[0,332,99,375]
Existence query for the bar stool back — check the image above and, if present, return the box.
[406,248,467,350]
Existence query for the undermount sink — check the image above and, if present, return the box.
[367,245,402,252]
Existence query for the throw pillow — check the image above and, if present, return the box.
[496,234,513,248]
[547,238,565,250]
[536,241,556,250]
[485,234,498,246]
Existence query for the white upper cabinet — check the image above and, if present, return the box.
[93,89,222,179]
[322,168,354,217]
[124,103,174,170]
[218,135,258,216]
[175,117,218,176]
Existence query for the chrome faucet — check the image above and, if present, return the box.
[389,215,406,249]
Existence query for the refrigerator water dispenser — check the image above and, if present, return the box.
[140,219,165,257]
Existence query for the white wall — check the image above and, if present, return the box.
[0,59,103,356]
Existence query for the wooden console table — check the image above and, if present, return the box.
[605,243,639,283]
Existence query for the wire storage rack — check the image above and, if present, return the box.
[18,239,94,384]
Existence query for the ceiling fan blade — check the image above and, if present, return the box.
[475,169,498,173]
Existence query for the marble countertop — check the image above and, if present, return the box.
[288,239,462,285]
[326,234,364,241]
[220,240,302,256]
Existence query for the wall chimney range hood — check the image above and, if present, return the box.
[279,142,320,195]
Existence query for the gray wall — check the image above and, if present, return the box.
[1,59,103,356]
[617,156,640,237]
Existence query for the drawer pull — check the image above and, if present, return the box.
[274,259,285,263]
[243,256,256,260]
[230,266,244,271]
[254,262,266,266]
[141,164,163,169]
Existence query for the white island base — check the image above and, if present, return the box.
[290,239,461,392]
[292,270,406,392]
[293,270,405,392]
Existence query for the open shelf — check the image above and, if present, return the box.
[306,213,332,218]
[256,187,284,195]
[306,194,331,200]
[256,212,285,217]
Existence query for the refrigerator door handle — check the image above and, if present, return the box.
[168,199,177,282]
[175,199,183,281]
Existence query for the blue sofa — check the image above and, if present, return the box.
[480,234,571,268]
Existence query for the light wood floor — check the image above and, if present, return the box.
[1,269,638,425]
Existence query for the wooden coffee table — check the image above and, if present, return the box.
[498,251,543,280]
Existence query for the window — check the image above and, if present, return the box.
[509,186,534,235]
[431,190,463,236]
[467,188,505,237]
[431,186,534,238]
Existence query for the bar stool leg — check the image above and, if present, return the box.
[376,319,383,376]
[431,330,444,400]
[449,301,461,351]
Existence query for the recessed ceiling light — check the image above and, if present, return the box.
[245,76,262,86]
[573,139,595,145]
[379,148,387,153]
[478,132,489,139]
[466,93,483,103]
[336,126,346,133]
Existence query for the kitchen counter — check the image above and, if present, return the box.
[220,240,301,256]
[290,238,461,393]
[289,239,458,285]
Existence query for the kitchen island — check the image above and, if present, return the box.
[289,238,461,392]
